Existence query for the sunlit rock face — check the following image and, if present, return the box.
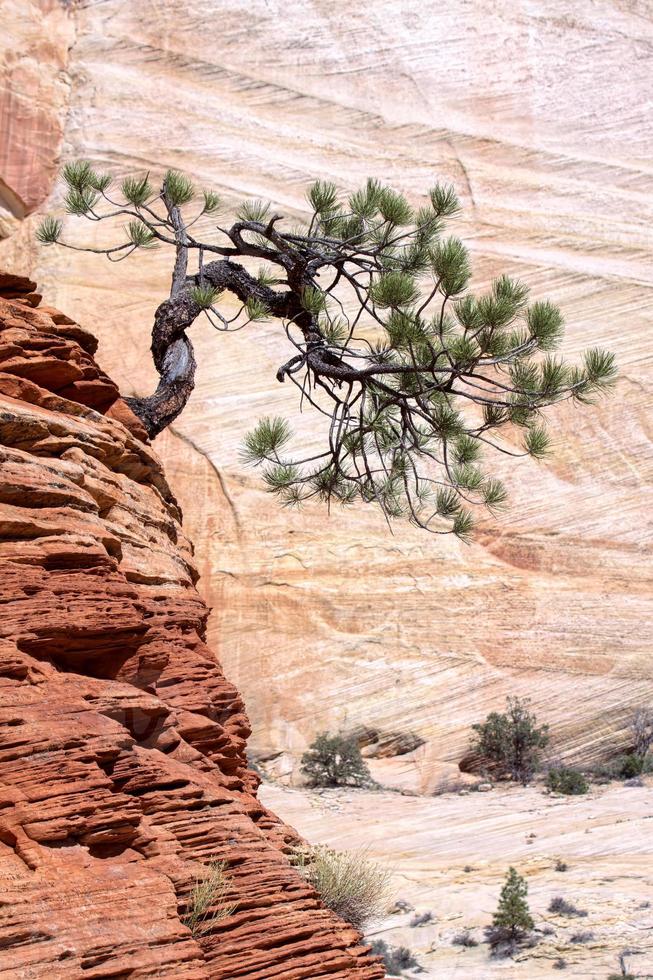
[1,1,652,790]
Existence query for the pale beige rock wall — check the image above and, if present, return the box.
[1,0,652,787]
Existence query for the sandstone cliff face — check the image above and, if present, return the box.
[0,275,382,979]
[1,1,652,790]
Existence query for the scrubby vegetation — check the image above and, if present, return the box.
[300,732,373,788]
[292,844,390,930]
[472,697,549,783]
[548,896,588,918]
[546,767,589,795]
[410,910,434,927]
[182,860,238,937]
[452,929,479,947]
[369,940,421,975]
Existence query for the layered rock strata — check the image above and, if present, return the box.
[0,273,382,979]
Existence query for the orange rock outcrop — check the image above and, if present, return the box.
[0,274,382,979]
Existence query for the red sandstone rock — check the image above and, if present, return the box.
[0,275,383,979]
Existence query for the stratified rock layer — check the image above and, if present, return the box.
[0,275,382,980]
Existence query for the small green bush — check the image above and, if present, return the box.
[292,844,390,930]
[301,732,373,787]
[619,753,644,779]
[546,768,589,796]
[471,697,549,783]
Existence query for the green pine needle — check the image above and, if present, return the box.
[125,220,157,249]
[301,286,327,315]
[436,488,460,518]
[370,271,419,309]
[483,478,508,510]
[376,187,413,226]
[453,508,475,541]
[307,179,338,215]
[527,301,564,351]
[263,463,299,493]
[237,199,270,223]
[453,434,481,465]
[525,425,551,459]
[583,348,617,389]
[202,190,221,214]
[164,170,195,207]
[245,297,270,321]
[36,216,62,245]
[190,284,220,309]
[122,174,153,207]
[64,187,98,215]
[241,417,292,464]
[430,237,470,296]
[429,183,460,217]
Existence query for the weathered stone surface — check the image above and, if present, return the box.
[1,1,652,791]
[0,279,382,979]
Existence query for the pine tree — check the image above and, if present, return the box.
[491,867,534,939]
[36,164,617,537]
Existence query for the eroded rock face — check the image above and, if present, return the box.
[0,275,382,979]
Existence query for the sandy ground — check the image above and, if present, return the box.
[261,781,653,979]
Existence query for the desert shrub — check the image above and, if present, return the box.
[553,958,567,970]
[300,732,372,788]
[182,860,238,936]
[471,697,549,783]
[619,753,645,779]
[570,930,594,944]
[370,940,420,975]
[548,896,587,918]
[546,768,589,796]
[452,929,479,947]
[292,844,390,930]
[541,924,556,935]
[555,860,569,872]
[410,910,434,927]
[591,753,652,783]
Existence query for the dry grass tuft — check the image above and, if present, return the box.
[182,860,238,937]
[292,844,392,930]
